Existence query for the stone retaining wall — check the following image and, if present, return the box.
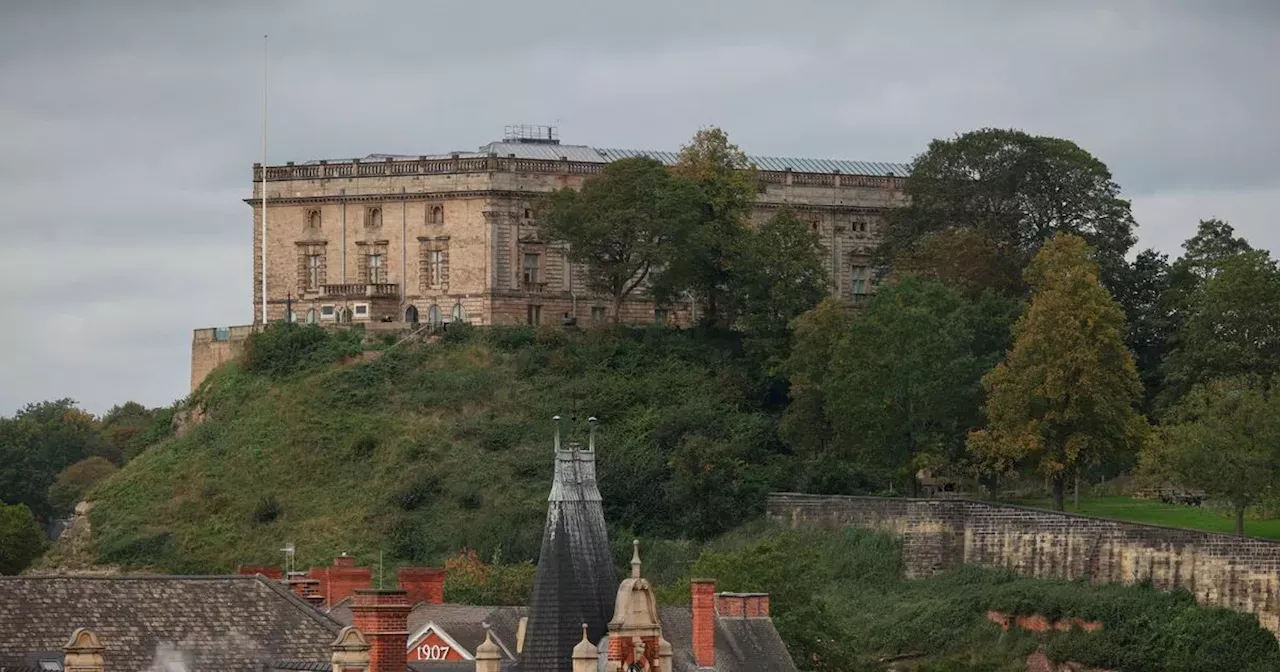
[767,493,1280,633]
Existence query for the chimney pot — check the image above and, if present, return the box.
[691,579,716,668]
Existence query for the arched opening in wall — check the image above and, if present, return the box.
[285,310,297,323]
[367,207,382,229]
[429,205,443,224]
[306,209,322,234]
[405,305,419,324]
[427,304,443,329]
[306,308,318,324]
[451,302,466,324]
[336,307,351,324]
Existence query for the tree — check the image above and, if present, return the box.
[1141,377,1280,536]
[0,503,45,575]
[660,128,758,326]
[0,399,115,520]
[825,278,1016,494]
[98,402,154,462]
[1110,249,1171,413]
[47,456,118,516]
[881,128,1136,296]
[781,299,858,492]
[967,234,1146,510]
[537,157,701,322]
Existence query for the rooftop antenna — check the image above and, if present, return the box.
[281,542,295,576]
[260,33,269,327]
[553,414,561,451]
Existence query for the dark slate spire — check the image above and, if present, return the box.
[519,417,616,672]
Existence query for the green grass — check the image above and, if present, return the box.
[1014,496,1280,539]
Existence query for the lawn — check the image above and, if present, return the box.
[1013,496,1280,540]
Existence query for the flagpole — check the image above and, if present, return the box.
[260,34,269,326]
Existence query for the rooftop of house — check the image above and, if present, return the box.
[291,135,910,177]
[0,575,341,672]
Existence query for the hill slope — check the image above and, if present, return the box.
[88,325,785,573]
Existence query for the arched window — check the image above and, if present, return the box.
[307,209,321,231]
[429,205,443,224]
[336,307,351,324]
[306,308,318,324]
[427,304,443,328]
[285,310,297,323]
[451,302,466,323]
[367,207,382,229]
[405,305,419,324]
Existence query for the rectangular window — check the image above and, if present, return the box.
[368,254,384,284]
[306,254,322,290]
[321,305,335,318]
[427,250,444,288]
[354,303,369,316]
[851,266,869,295]
[527,304,542,326]
[523,253,540,286]
[591,306,606,324]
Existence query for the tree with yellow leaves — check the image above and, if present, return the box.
[968,234,1147,509]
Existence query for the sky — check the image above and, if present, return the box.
[1,0,1277,416]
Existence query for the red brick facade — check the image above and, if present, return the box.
[351,589,411,672]
[691,579,716,668]
[397,567,445,606]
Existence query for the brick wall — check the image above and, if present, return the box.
[767,493,1280,634]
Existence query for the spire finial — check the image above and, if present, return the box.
[588,416,598,452]
[631,539,642,579]
[553,414,561,451]
[580,622,589,643]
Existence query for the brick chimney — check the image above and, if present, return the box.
[236,563,283,580]
[715,592,771,619]
[351,589,410,672]
[62,628,104,672]
[691,579,716,669]
[312,553,373,607]
[397,567,445,605]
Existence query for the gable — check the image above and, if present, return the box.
[407,627,469,662]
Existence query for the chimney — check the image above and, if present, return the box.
[316,554,373,607]
[691,579,716,669]
[474,624,501,672]
[715,592,771,619]
[330,626,371,672]
[351,589,410,672]
[397,567,445,605]
[237,563,283,580]
[62,628,104,672]
[334,553,357,568]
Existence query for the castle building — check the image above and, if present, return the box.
[247,126,906,328]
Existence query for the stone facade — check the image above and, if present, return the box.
[246,136,906,329]
[768,493,1280,634]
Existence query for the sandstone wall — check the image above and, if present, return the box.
[767,493,1280,633]
[190,326,254,392]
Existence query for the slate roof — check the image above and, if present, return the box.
[519,442,617,672]
[0,576,341,672]
[328,603,527,660]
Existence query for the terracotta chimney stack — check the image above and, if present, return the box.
[691,579,716,669]
[397,567,446,605]
[351,589,410,672]
[62,628,104,672]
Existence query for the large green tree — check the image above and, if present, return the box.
[1141,377,1280,536]
[825,278,1016,495]
[968,234,1146,510]
[660,128,758,326]
[537,156,702,322]
[781,299,858,492]
[881,128,1136,296]
[0,503,45,575]
[0,399,116,520]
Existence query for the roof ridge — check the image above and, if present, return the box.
[0,574,264,581]
[254,575,345,634]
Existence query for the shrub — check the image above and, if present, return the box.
[47,456,118,516]
[441,322,476,344]
[0,503,46,575]
[251,496,281,524]
[393,473,439,511]
[242,323,360,378]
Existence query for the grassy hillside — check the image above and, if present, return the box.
[89,324,786,573]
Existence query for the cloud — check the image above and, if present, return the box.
[0,0,1277,414]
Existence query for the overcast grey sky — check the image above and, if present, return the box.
[1,1,1277,415]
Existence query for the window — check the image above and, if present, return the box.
[427,304,443,328]
[591,306,606,324]
[286,310,297,323]
[524,208,532,219]
[851,265,870,295]
[429,205,443,224]
[523,253,540,286]
[306,308,319,324]
[354,303,369,317]
[405,305,419,323]
[321,305,335,318]
[366,207,382,229]
[367,254,385,283]
[306,254,323,290]
[307,209,322,231]
[451,302,466,323]
[654,308,668,324]
[853,221,868,234]
[427,250,444,288]
[527,304,542,326]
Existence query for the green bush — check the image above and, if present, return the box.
[47,456,118,516]
[251,496,281,525]
[0,503,46,575]
[242,323,361,378]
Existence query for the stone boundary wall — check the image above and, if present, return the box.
[767,493,1280,633]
